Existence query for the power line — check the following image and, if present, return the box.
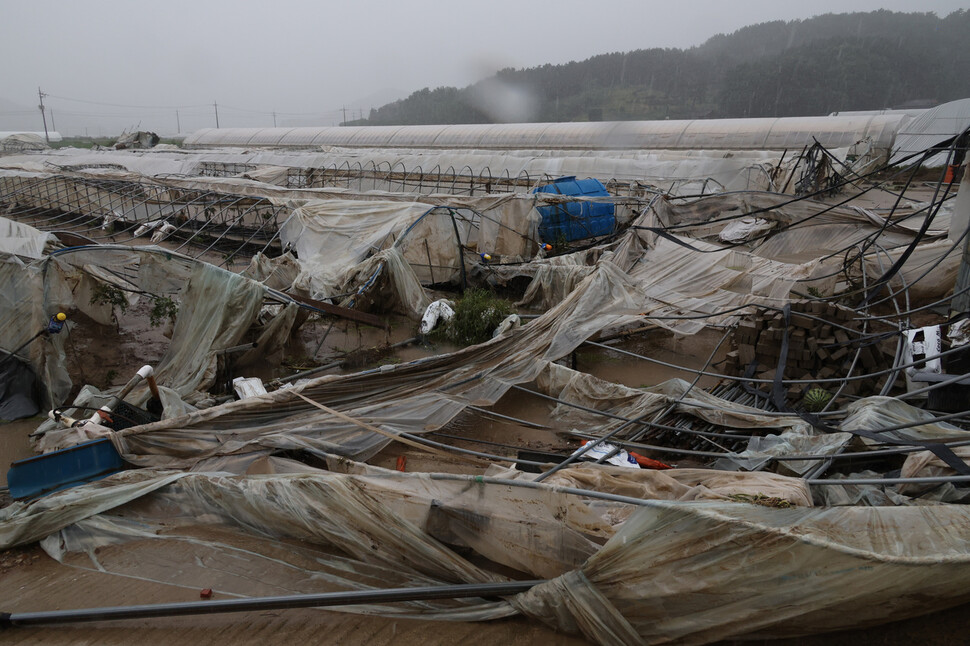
[44,93,209,110]
[43,93,345,119]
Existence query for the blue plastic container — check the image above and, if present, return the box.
[7,438,125,500]
[532,176,615,243]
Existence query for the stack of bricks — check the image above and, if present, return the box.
[726,300,891,398]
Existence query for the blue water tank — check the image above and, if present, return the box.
[532,176,615,243]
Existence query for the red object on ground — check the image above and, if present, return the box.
[200,588,213,599]
[629,452,673,470]
[396,455,407,472]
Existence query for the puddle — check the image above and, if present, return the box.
[0,418,42,487]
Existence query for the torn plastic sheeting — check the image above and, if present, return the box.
[813,470,918,507]
[87,261,645,468]
[534,463,813,507]
[535,363,813,438]
[0,216,58,259]
[655,191,928,235]
[0,256,73,408]
[566,501,970,644]
[714,430,853,476]
[842,396,970,445]
[28,248,286,445]
[6,466,626,582]
[241,251,302,291]
[280,199,432,300]
[6,464,809,605]
[41,513,517,623]
[335,246,431,319]
[718,216,775,243]
[649,191,927,269]
[533,363,840,475]
[395,207,477,288]
[627,234,819,334]
[7,469,970,644]
[900,445,970,491]
[0,469,190,548]
[483,247,604,311]
[857,238,962,301]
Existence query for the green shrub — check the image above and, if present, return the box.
[438,289,514,345]
[149,296,179,328]
[90,282,129,315]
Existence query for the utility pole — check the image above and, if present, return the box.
[176,110,181,134]
[272,111,277,127]
[341,106,347,125]
[213,101,220,128]
[48,109,56,133]
[37,87,49,143]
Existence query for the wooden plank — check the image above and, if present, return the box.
[286,293,388,329]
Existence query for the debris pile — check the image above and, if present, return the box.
[0,114,967,645]
[729,300,895,400]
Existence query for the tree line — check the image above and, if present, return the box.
[354,10,970,126]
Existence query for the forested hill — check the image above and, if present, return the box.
[357,10,970,126]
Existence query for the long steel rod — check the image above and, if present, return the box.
[0,581,543,628]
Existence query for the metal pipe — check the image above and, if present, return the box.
[583,334,970,388]
[0,580,543,628]
[465,405,550,429]
[807,475,970,486]
[282,337,419,383]
[219,342,259,356]
[511,384,757,436]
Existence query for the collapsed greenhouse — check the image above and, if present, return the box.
[1,102,970,645]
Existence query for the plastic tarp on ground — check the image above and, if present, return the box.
[5,464,970,644]
[0,245,287,415]
[533,362,852,476]
[30,241,849,477]
[41,260,646,466]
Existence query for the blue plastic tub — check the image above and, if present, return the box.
[7,437,125,500]
[532,176,615,243]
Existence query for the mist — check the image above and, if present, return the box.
[1,0,966,136]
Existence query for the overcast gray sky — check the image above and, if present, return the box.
[1,0,966,135]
